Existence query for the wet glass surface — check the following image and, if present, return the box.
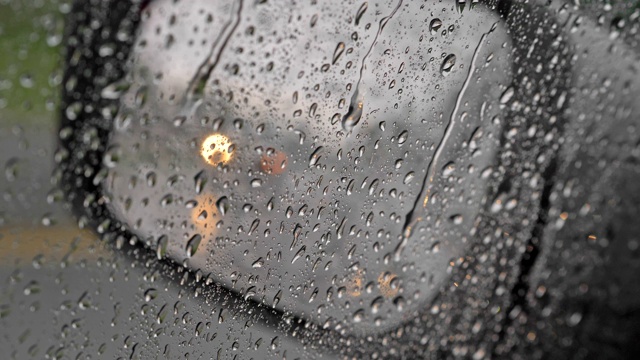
[1,0,640,358]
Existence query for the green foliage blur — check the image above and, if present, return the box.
[0,0,65,125]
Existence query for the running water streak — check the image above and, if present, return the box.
[396,29,493,261]
[341,0,403,131]
[187,0,244,98]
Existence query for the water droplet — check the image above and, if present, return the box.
[244,286,256,301]
[309,288,318,303]
[248,219,260,235]
[291,246,306,264]
[404,172,415,184]
[146,172,157,187]
[341,89,364,131]
[429,18,442,34]
[394,296,406,311]
[23,281,40,295]
[173,116,186,127]
[41,214,54,227]
[160,194,173,207]
[371,296,384,314]
[442,162,455,177]
[270,337,279,350]
[195,322,204,337]
[397,130,408,145]
[144,288,158,302]
[441,54,457,75]
[216,196,229,216]
[157,235,168,259]
[456,0,467,13]
[352,309,365,323]
[355,2,368,26]
[186,234,202,257]
[309,146,324,166]
[500,87,515,106]
[252,257,264,268]
[251,178,263,188]
[450,214,463,225]
[135,86,147,107]
[4,158,19,182]
[157,305,168,324]
[32,254,44,269]
[101,80,130,100]
[194,171,207,194]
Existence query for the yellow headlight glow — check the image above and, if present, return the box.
[201,133,232,165]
